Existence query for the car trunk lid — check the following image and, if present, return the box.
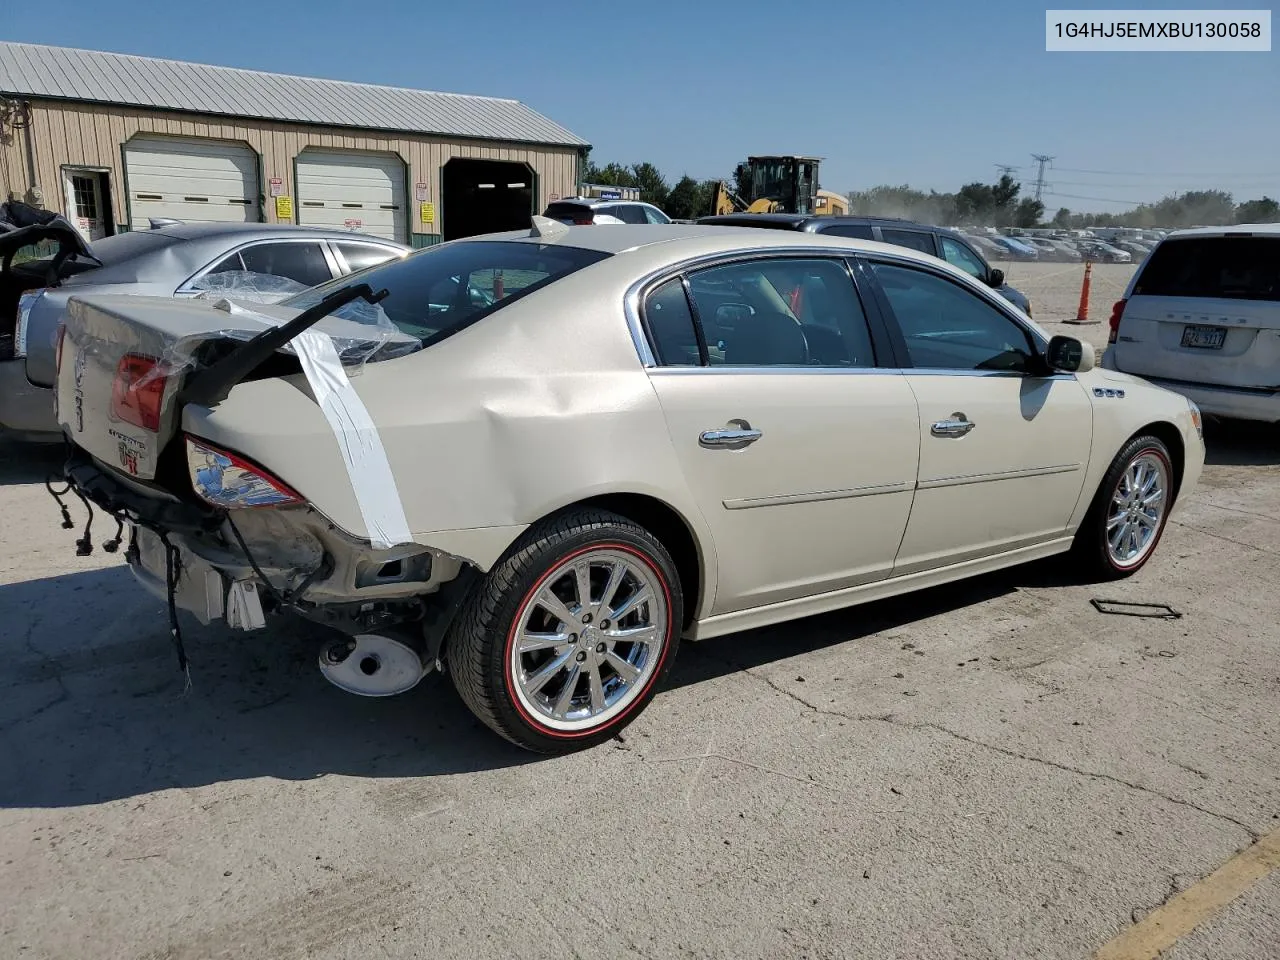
[56,288,412,482]
[1112,235,1280,390]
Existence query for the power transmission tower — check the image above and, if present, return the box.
[1030,154,1055,202]
[994,163,1019,179]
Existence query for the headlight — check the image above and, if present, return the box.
[1187,399,1203,441]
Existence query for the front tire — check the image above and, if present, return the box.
[447,509,682,753]
[1073,434,1176,579]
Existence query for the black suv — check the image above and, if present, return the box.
[696,213,1032,316]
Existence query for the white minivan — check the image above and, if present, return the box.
[1102,225,1280,423]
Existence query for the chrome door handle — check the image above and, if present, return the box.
[930,413,975,438]
[700,419,762,449]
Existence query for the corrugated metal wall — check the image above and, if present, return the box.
[0,99,581,241]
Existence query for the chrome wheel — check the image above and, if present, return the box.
[1106,451,1169,567]
[509,548,668,733]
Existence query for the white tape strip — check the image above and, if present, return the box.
[215,300,412,550]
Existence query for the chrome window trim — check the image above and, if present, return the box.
[175,236,343,294]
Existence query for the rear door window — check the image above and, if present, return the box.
[642,279,701,366]
[878,228,938,256]
[1134,237,1280,302]
[685,258,877,368]
[237,242,335,287]
[334,242,401,274]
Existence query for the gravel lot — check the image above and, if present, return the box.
[3,262,1279,959]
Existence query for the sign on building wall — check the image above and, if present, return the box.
[420,202,435,225]
[414,182,429,202]
[269,177,284,197]
[275,195,293,220]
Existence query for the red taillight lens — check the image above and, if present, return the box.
[185,435,304,508]
[573,217,593,225]
[54,325,67,374]
[1107,298,1127,345]
[111,354,168,432]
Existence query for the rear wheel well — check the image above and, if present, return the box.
[557,494,703,629]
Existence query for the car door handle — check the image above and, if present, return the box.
[700,419,762,449]
[930,413,976,438]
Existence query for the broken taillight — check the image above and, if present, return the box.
[111,354,168,432]
[185,436,304,509]
[1107,299,1127,345]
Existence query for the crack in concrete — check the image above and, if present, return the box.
[703,651,1261,841]
[1171,520,1280,557]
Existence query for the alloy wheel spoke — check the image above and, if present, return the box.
[600,562,627,612]
[552,664,581,718]
[606,650,642,684]
[1110,520,1131,550]
[536,589,576,630]
[1107,511,1127,531]
[587,662,606,714]
[606,624,658,647]
[518,630,569,654]
[525,650,573,694]
[608,587,651,624]
[1143,488,1165,508]
[574,561,593,611]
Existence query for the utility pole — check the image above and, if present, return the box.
[994,163,1019,179]
[1030,154,1054,202]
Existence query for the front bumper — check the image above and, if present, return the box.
[0,359,59,440]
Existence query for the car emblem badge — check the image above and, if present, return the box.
[73,347,87,433]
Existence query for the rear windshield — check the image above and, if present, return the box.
[1135,236,1280,302]
[544,202,592,222]
[283,240,611,346]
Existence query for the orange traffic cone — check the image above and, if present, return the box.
[1065,261,1097,324]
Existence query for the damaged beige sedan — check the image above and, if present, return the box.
[50,221,1204,752]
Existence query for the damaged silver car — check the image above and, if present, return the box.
[49,219,1203,753]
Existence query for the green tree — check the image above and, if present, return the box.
[1052,207,1072,228]
[1014,197,1045,228]
[666,175,703,220]
[630,162,670,208]
[1236,196,1280,223]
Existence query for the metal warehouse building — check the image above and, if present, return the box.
[0,42,589,246]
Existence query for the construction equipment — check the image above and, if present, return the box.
[710,156,847,217]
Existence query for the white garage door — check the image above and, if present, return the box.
[124,136,259,227]
[296,151,407,242]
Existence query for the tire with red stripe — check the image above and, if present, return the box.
[447,508,682,754]
[1072,434,1177,580]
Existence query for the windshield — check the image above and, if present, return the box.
[750,159,794,210]
[283,240,612,346]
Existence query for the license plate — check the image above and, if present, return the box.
[1181,325,1226,350]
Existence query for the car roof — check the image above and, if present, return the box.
[551,198,652,208]
[1162,223,1280,239]
[144,222,407,244]
[470,222,934,258]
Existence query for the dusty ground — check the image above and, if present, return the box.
[3,263,1279,959]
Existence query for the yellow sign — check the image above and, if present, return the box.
[275,195,293,220]
[420,202,435,225]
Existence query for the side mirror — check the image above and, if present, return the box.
[987,267,1005,288]
[1045,335,1095,373]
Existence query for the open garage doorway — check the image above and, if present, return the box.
[441,159,535,241]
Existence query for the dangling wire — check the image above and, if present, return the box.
[102,517,125,554]
[45,474,75,529]
[160,531,191,692]
[71,487,94,556]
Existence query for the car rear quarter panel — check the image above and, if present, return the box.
[183,262,719,602]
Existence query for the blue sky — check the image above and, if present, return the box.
[7,0,1278,210]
